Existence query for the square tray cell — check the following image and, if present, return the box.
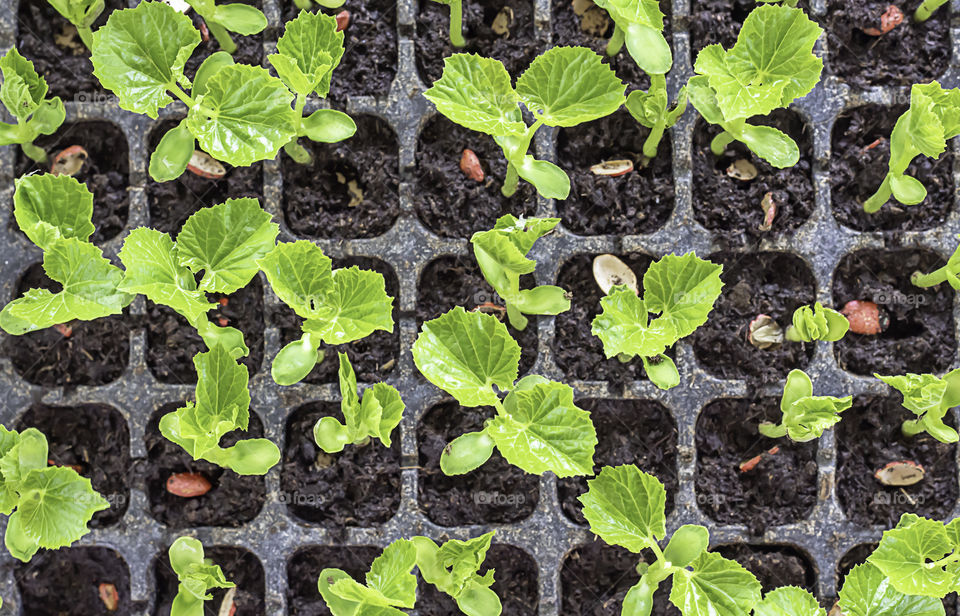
[281,401,401,526]
[153,545,265,615]
[274,256,400,384]
[833,248,956,376]
[146,119,264,235]
[287,545,382,616]
[17,546,133,615]
[17,403,130,527]
[562,543,676,616]
[414,114,537,239]
[282,114,399,239]
[691,110,814,241]
[3,262,132,387]
[713,544,816,594]
[418,255,539,376]
[830,104,954,232]
[15,120,130,242]
[556,109,674,236]
[146,275,265,384]
[689,0,809,50]
[415,0,541,87]
[823,0,950,88]
[696,398,819,534]
[558,399,678,525]
[145,404,268,528]
[837,395,958,527]
[691,251,816,382]
[418,400,539,525]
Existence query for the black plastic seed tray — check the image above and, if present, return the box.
[1,0,960,612]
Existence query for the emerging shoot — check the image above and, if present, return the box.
[876,370,960,443]
[912,235,960,290]
[429,0,467,47]
[758,369,852,442]
[0,48,66,164]
[168,536,234,616]
[45,0,104,49]
[784,302,849,342]
[184,0,268,55]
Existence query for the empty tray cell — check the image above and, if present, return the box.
[562,543,675,616]
[153,545,265,615]
[287,545,382,616]
[17,546,132,615]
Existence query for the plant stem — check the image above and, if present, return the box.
[642,76,669,158]
[76,26,95,50]
[915,0,948,21]
[784,325,803,343]
[912,266,951,288]
[606,25,625,57]
[167,82,197,108]
[926,551,960,569]
[448,0,466,47]
[710,131,734,156]
[902,418,926,438]
[863,176,891,213]
[206,20,237,55]
[20,142,47,164]
[283,139,313,164]
[506,302,528,331]
[501,162,519,197]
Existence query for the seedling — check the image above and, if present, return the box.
[868,513,960,600]
[758,369,852,442]
[90,1,298,181]
[412,532,502,616]
[579,464,763,616]
[0,48,66,164]
[313,352,405,453]
[784,302,849,342]
[45,0,105,49]
[686,4,823,168]
[471,215,570,331]
[838,561,945,616]
[183,0,268,55]
[257,241,395,386]
[268,10,357,165]
[428,0,467,47]
[912,236,960,290]
[0,426,109,562]
[876,369,960,443]
[412,307,597,477]
[424,46,626,199]
[862,81,960,212]
[168,536,235,616]
[595,0,687,157]
[915,0,948,21]
[591,252,723,390]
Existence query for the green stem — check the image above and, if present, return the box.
[448,0,466,47]
[499,119,543,196]
[710,131,734,156]
[283,139,313,164]
[606,25,625,57]
[784,326,803,343]
[912,266,950,288]
[642,74,668,158]
[915,0,949,21]
[863,176,892,213]
[206,20,237,55]
[501,162,519,197]
[505,302,528,331]
[926,551,960,569]
[167,82,197,108]
[902,418,926,438]
[76,26,94,51]
[20,142,47,164]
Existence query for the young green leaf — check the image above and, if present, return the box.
[876,370,960,443]
[758,369,852,441]
[45,0,105,47]
[868,513,957,598]
[270,10,344,98]
[13,174,95,251]
[184,0,267,55]
[424,54,526,136]
[912,237,960,291]
[579,464,667,552]
[319,539,419,615]
[785,302,850,342]
[168,536,234,616]
[669,552,762,616]
[753,587,824,616]
[915,0,949,20]
[838,562,945,616]
[413,532,502,616]
[0,48,65,163]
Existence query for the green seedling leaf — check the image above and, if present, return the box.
[149,120,195,182]
[838,562,945,616]
[758,369,852,441]
[592,287,677,359]
[643,252,724,339]
[868,513,957,598]
[786,302,850,342]
[301,109,356,143]
[752,586,823,616]
[877,370,960,443]
[271,9,344,97]
[579,464,667,552]
[321,539,418,614]
[413,532,502,616]
[46,0,105,29]
[168,536,234,616]
[13,174,94,251]
[594,0,670,74]
[669,551,762,616]
[0,48,65,160]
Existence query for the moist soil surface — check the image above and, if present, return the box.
[696,398,819,535]
[144,405,267,528]
[281,401,401,526]
[837,396,958,527]
[830,105,953,232]
[184,0,264,77]
[18,404,130,527]
[17,546,135,615]
[146,277,264,384]
[418,256,539,375]
[414,115,538,239]
[713,544,816,593]
[153,546,265,616]
[692,251,816,383]
[824,0,950,88]
[274,257,400,384]
[833,249,955,376]
[418,400,540,525]
[689,0,809,49]
[16,0,123,99]
[556,110,675,236]
[416,0,541,86]
[562,543,677,616]
[282,115,399,239]
[147,120,264,235]
[282,0,397,101]
[4,263,131,387]
[287,546,383,616]
[558,399,678,524]
[15,121,130,243]
[692,110,814,243]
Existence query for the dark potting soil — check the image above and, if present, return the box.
[833,249,955,376]
[558,399,678,525]
[556,109,674,236]
[692,251,816,383]
[282,0,398,101]
[554,253,662,384]
[287,546,382,616]
[415,0,541,87]
[692,110,814,242]
[184,0,263,78]
[146,120,264,236]
[829,104,953,232]
[418,255,539,376]
[418,400,539,525]
[824,0,950,88]
[17,546,135,616]
[144,405,268,528]
[837,396,958,527]
[15,121,130,243]
[696,398,819,535]
[713,544,816,594]
[4,263,131,387]
[153,546,265,616]
[414,114,538,239]
[281,401,401,526]
[274,257,400,384]
[417,545,539,616]
[18,404,130,527]
[562,543,678,616]
[145,276,264,384]
[16,0,123,99]
[282,115,399,239]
